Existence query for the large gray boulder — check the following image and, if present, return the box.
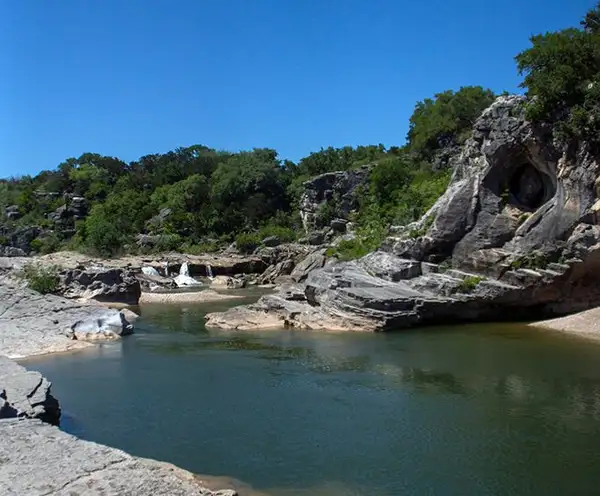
[60,267,141,305]
[0,356,60,424]
[206,96,600,332]
[0,283,134,359]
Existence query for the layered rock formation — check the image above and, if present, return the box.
[299,166,371,233]
[0,420,237,496]
[59,267,141,304]
[0,356,60,424]
[0,283,134,358]
[206,96,600,332]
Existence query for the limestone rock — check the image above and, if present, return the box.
[60,267,141,305]
[300,166,371,232]
[210,275,245,289]
[261,235,281,247]
[290,250,327,282]
[0,419,238,496]
[0,283,135,359]
[206,96,600,332]
[0,356,60,424]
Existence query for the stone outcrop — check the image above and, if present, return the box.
[0,356,60,424]
[0,225,41,255]
[0,283,134,359]
[206,96,600,332]
[48,195,88,232]
[0,419,237,496]
[299,165,371,232]
[59,267,141,305]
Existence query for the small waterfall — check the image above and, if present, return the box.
[206,264,214,279]
[180,262,190,277]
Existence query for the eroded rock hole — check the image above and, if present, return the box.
[508,163,554,210]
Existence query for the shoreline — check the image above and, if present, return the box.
[529,307,600,342]
[0,283,255,496]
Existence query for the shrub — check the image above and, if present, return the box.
[258,225,297,242]
[456,276,484,294]
[19,263,60,294]
[180,241,220,255]
[235,232,262,254]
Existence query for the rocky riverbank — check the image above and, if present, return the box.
[206,96,600,334]
[0,283,242,495]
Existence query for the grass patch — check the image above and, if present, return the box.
[18,263,61,294]
[456,275,484,294]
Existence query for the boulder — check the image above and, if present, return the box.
[261,235,281,247]
[0,283,135,359]
[0,356,60,424]
[0,246,27,257]
[330,218,348,233]
[210,275,245,289]
[4,205,20,221]
[60,268,141,305]
[0,225,41,254]
[258,259,295,285]
[206,96,600,332]
[290,250,327,282]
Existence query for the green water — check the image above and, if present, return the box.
[23,293,600,495]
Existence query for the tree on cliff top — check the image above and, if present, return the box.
[516,2,600,142]
[407,86,496,160]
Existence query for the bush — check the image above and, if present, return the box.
[235,232,262,254]
[19,263,60,294]
[456,276,484,294]
[516,3,600,143]
[180,241,220,255]
[258,225,297,242]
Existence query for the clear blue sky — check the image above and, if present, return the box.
[1,0,596,177]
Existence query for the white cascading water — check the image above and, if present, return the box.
[173,261,202,287]
[206,264,214,279]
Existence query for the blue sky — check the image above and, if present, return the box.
[1,0,596,177]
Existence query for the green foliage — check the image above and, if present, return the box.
[509,252,551,270]
[407,87,496,159]
[516,3,600,143]
[235,232,262,254]
[180,241,220,255]
[456,276,484,294]
[29,235,61,255]
[84,204,126,257]
[258,225,297,243]
[19,263,60,294]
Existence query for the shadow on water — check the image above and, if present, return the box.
[21,295,600,496]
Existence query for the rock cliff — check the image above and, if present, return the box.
[206,96,600,331]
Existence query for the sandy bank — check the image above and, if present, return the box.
[530,307,600,341]
[140,289,244,304]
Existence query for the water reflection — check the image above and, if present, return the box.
[23,300,600,496]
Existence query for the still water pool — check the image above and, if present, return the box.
[23,294,600,495]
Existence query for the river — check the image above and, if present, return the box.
[22,292,600,495]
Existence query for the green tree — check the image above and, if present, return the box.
[516,3,600,141]
[407,87,496,159]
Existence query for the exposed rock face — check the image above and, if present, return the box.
[48,195,88,234]
[60,267,141,305]
[299,165,371,232]
[0,356,60,424]
[0,419,237,496]
[0,283,134,359]
[206,96,600,332]
[4,205,21,221]
[0,225,41,255]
